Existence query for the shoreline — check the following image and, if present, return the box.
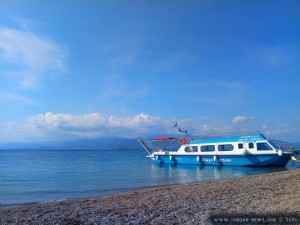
[1,169,299,224]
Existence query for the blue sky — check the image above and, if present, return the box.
[0,1,299,142]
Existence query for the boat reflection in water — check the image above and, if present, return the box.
[147,163,289,186]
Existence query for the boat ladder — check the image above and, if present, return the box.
[138,136,155,155]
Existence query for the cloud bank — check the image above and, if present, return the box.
[1,112,298,142]
[1,112,165,141]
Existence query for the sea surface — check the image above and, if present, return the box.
[0,149,299,207]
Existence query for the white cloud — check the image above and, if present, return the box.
[232,115,255,124]
[108,113,160,127]
[28,112,105,129]
[0,24,67,89]
[1,112,165,141]
[27,112,160,131]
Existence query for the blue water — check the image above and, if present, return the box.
[0,149,299,206]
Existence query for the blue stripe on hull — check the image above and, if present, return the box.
[154,154,290,167]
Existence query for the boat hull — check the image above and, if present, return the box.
[152,153,291,167]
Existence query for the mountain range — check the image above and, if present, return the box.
[0,136,142,150]
[0,136,299,150]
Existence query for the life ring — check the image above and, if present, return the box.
[179,138,186,145]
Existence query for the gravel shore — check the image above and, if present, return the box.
[0,169,299,225]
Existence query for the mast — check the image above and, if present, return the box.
[173,123,192,140]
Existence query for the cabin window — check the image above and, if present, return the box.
[200,145,215,152]
[218,144,234,151]
[257,142,273,151]
[248,143,254,149]
[185,146,198,152]
[238,143,244,149]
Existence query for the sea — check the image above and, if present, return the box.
[0,148,299,207]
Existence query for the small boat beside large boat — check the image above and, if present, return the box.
[138,133,291,167]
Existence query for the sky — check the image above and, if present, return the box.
[0,0,299,142]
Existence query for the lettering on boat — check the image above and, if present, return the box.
[217,158,232,162]
[201,158,212,162]
[200,158,232,162]
[238,135,263,142]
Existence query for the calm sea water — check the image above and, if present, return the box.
[0,149,299,206]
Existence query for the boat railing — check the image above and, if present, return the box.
[283,145,297,155]
[138,136,156,155]
[138,137,181,153]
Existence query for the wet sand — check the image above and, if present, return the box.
[0,169,299,225]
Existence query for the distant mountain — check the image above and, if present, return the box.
[0,141,63,150]
[271,140,300,150]
[0,135,299,150]
[62,136,141,149]
[0,137,142,150]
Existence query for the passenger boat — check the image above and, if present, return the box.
[138,133,291,167]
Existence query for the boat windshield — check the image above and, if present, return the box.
[268,141,278,149]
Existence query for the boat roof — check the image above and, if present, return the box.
[154,137,178,141]
[190,133,267,145]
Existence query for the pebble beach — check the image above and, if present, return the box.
[0,169,299,225]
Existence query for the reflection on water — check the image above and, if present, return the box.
[146,161,294,187]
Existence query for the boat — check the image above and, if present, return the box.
[138,133,291,167]
[291,155,300,162]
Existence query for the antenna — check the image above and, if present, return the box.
[172,123,192,139]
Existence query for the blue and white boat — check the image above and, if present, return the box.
[138,133,291,167]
